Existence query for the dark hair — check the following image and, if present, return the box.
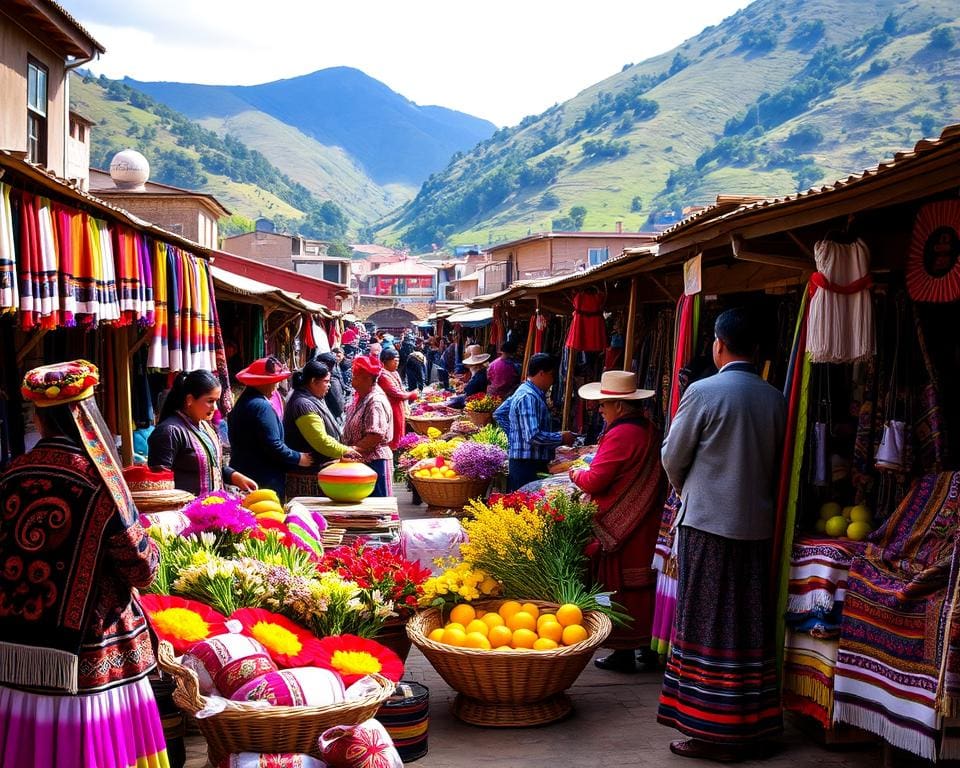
[317,352,337,368]
[330,346,343,355]
[34,403,82,444]
[527,353,557,377]
[158,370,221,423]
[714,307,757,357]
[380,348,398,363]
[501,340,519,354]
[292,360,330,389]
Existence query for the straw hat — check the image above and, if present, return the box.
[462,344,490,366]
[236,356,291,385]
[578,370,654,401]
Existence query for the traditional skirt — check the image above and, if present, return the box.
[657,527,782,745]
[0,676,169,768]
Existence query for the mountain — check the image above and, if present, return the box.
[380,0,960,249]
[123,67,497,188]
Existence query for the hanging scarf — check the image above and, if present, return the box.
[136,233,155,326]
[17,190,41,329]
[0,184,16,314]
[113,225,140,324]
[667,294,699,421]
[148,240,169,369]
[53,203,81,326]
[36,197,60,329]
[167,246,183,371]
[96,218,120,323]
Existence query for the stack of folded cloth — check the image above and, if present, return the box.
[122,466,194,531]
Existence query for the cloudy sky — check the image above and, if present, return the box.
[71,0,754,127]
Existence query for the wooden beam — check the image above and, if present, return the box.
[647,274,676,303]
[623,278,638,372]
[786,231,816,260]
[113,326,134,466]
[731,234,812,271]
[521,304,537,377]
[561,346,576,431]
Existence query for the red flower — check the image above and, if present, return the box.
[230,607,321,668]
[313,634,404,686]
[139,594,228,655]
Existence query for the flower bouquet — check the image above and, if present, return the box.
[463,393,503,426]
[408,402,460,435]
[407,442,506,510]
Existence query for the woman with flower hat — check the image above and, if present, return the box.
[343,355,394,497]
[0,360,168,768]
[568,370,667,673]
[228,356,313,499]
[446,345,490,409]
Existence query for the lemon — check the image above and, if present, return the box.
[498,600,523,620]
[449,603,476,626]
[443,469,457,478]
[465,619,489,637]
[561,624,589,646]
[511,628,537,649]
[533,638,559,651]
[537,613,557,628]
[846,521,872,541]
[441,627,467,646]
[520,602,540,619]
[849,505,872,523]
[506,611,537,633]
[444,622,466,634]
[841,506,853,520]
[537,621,563,644]
[428,628,445,642]
[825,515,848,537]
[556,604,583,628]
[819,501,841,520]
[814,518,827,533]
[464,632,492,650]
[481,613,505,629]
[488,625,513,648]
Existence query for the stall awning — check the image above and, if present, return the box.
[213,250,344,310]
[446,307,494,326]
[211,265,329,316]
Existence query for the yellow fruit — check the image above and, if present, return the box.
[498,600,523,620]
[481,613,505,629]
[415,470,429,478]
[520,602,540,619]
[488,625,513,648]
[444,622,466,634]
[506,611,537,633]
[465,619,489,637]
[449,603,476,626]
[561,624,589,646]
[441,627,467,646]
[846,521,872,541]
[511,628,537,649]
[533,638,559,651]
[430,467,442,476]
[537,613,557,628]
[841,506,854,520]
[849,505,872,524]
[819,501,841,520]
[556,604,583,627]
[249,500,284,516]
[464,632,491,650]
[256,510,286,524]
[825,515,848,537]
[443,469,457,478]
[243,489,281,507]
[428,628,445,642]
[537,621,563,644]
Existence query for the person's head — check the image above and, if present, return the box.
[33,403,82,443]
[577,370,653,424]
[527,353,558,392]
[159,369,221,424]
[317,352,338,371]
[368,341,382,358]
[375,330,385,341]
[331,346,344,362]
[713,307,757,369]
[293,360,332,399]
[380,347,399,371]
[500,339,518,358]
[236,355,291,397]
[597,397,645,424]
[352,355,383,395]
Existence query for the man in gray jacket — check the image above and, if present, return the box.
[657,307,786,763]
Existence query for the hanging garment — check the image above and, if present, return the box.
[807,238,875,363]
[136,233,155,325]
[565,290,607,351]
[17,190,42,329]
[113,225,140,324]
[147,241,169,369]
[75,212,98,322]
[36,197,59,329]
[96,218,120,323]
[53,203,81,326]
[0,184,17,315]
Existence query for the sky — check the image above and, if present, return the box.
[71,0,754,127]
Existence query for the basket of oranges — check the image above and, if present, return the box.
[407,599,611,726]
[408,457,490,509]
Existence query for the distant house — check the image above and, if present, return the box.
[484,228,657,286]
[360,260,437,301]
[0,0,104,188]
[223,230,350,286]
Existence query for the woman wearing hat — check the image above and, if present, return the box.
[378,348,418,451]
[343,355,394,497]
[447,345,490,409]
[569,370,667,673]
[228,356,313,499]
[0,361,168,768]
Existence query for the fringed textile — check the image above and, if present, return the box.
[650,489,681,655]
[95,217,120,323]
[783,629,838,728]
[53,203,81,326]
[17,190,41,329]
[786,535,863,616]
[0,184,17,314]
[148,241,169,369]
[36,197,60,329]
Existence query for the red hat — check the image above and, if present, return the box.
[236,356,291,385]
[22,359,99,407]
[341,327,359,345]
[352,354,383,377]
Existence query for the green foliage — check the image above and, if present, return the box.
[785,124,824,150]
[154,148,208,189]
[552,205,587,231]
[739,29,777,52]
[326,240,355,260]
[220,214,255,237]
[696,136,756,169]
[930,26,955,51]
[630,196,643,213]
[582,139,629,160]
[866,59,890,77]
[539,191,561,209]
[794,162,825,191]
[791,20,825,46]
[518,156,566,187]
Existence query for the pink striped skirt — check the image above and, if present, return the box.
[0,676,168,768]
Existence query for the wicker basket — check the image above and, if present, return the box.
[464,410,493,427]
[406,415,458,436]
[156,641,395,764]
[407,599,611,726]
[408,475,489,509]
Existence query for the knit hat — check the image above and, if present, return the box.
[352,354,383,377]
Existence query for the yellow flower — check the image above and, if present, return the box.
[251,621,303,656]
[427,427,441,439]
[330,649,382,676]
[152,608,210,644]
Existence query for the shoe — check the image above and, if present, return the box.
[669,739,742,763]
[636,648,661,672]
[593,649,638,673]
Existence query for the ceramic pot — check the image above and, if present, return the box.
[317,460,378,502]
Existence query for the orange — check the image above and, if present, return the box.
[498,600,523,620]
[537,613,557,628]
[506,611,537,633]
[555,603,583,627]
[520,602,540,619]
[449,603,476,626]
[428,627,445,642]
[511,628,537,649]
[488,625,513,648]
[533,637,559,651]
[481,613,505,629]
[561,624,588,646]
[464,632,492,650]
[444,622,466,634]
[465,619,489,637]
[537,621,563,644]
[441,627,467,646]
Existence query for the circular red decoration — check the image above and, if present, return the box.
[907,200,960,303]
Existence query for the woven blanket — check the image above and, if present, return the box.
[834,472,960,761]
[787,535,866,615]
[783,629,838,727]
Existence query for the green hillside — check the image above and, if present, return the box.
[380,0,960,249]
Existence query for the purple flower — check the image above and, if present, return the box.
[451,442,508,481]
[181,491,257,537]
[397,432,427,452]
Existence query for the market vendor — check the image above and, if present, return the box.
[283,360,361,498]
[486,339,521,399]
[149,370,258,495]
[343,354,394,496]
[228,356,314,498]
[377,348,418,451]
[568,370,666,673]
[446,345,490,409]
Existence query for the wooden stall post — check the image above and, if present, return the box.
[623,277,638,373]
[521,307,536,378]
[561,346,576,431]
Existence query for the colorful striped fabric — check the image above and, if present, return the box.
[148,241,169,368]
[36,197,59,329]
[783,629,839,728]
[786,535,864,615]
[0,184,16,315]
[17,190,41,328]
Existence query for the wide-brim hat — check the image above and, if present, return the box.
[236,356,291,385]
[22,359,99,407]
[578,370,655,401]
[462,353,491,366]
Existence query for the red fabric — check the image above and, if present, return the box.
[808,271,873,296]
[668,295,696,419]
[378,369,416,450]
[341,327,359,346]
[303,314,317,349]
[565,291,607,351]
[534,312,547,353]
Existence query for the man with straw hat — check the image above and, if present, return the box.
[568,370,666,673]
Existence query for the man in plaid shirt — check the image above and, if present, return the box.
[494,353,575,491]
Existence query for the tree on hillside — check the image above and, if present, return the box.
[327,240,354,260]
[930,26,955,51]
[552,206,587,231]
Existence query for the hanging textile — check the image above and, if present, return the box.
[52,203,80,326]
[147,240,169,369]
[95,218,120,323]
[36,197,60,329]
[806,237,874,363]
[565,290,607,351]
[113,225,140,324]
[17,190,41,329]
[534,310,547,353]
[207,266,233,414]
[667,294,699,421]
[167,245,183,372]
[326,317,340,350]
[490,305,504,346]
[0,184,16,315]
[136,233,155,326]
[907,200,960,303]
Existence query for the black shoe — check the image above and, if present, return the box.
[636,648,661,672]
[594,649,638,673]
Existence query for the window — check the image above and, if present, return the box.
[322,262,340,283]
[588,247,609,266]
[27,59,48,165]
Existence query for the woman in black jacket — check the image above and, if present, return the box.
[317,352,347,423]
